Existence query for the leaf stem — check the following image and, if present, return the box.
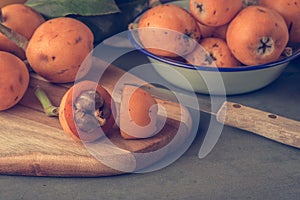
[34,86,59,117]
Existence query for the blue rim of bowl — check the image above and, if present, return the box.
[128,30,300,72]
[128,29,300,72]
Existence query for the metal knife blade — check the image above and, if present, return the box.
[138,84,300,154]
[138,84,226,158]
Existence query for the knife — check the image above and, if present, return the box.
[138,84,300,158]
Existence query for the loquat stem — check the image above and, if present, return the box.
[148,0,162,7]
[0,20,29,51]
[128,22,138,30]
[282,47,293,57]
[34,86,59,117]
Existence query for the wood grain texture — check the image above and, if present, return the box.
[216,101,300,148]
[0,59,192,177]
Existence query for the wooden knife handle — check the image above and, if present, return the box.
[216,101,300,148]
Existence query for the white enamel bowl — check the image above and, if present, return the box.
[128,0,300,95]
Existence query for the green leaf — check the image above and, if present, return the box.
[25,0,121,18]
[74,0,148,44]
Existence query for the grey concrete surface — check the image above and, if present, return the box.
[0,50,299,200]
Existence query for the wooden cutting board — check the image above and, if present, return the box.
[0,58,193,177]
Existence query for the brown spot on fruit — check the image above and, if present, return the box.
[57,69,69,75]
[75,36,82,44]
[18,75,23,84]
[257,7,266,13]
[39,54,48,62]
[10,85,14,92]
